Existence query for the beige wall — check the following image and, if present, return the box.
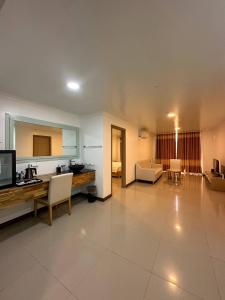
[103,112,156,197]
[112,128,121,161]
[138,133,155,161]
[15,122,63,157]
[201,120,225,172]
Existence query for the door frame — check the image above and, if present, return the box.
[111,125,126,191]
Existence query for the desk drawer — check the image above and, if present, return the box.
[72,172,95,187]
[0,182,49,209]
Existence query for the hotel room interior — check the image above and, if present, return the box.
[0,1,225,299]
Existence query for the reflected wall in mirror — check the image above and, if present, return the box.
[15,122,63,157]
[5,113,80,162]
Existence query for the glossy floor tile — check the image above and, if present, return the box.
[0,264,76,300]
[0,174,225,300]
[75,251,150,300]
[144,274,202,300]
[212,258,225,300]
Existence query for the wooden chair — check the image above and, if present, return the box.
[34,173,73,225]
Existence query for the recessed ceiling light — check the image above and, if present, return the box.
[67,81,80,91]
[167,112,176,118]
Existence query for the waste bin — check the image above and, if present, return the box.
[87,185,97,203]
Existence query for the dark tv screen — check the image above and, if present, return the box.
[213,159,220,174]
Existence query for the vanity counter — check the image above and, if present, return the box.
[0,170,95,209]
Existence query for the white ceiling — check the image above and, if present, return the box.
[1,0,225,132]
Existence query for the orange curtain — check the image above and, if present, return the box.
[156,131,202,173]
[156,133,176,170]
[178,132,202,173]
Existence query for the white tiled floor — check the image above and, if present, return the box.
[0,174,225,300]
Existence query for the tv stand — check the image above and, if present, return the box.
[204,171,225,192]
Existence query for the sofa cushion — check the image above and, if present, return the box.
[155,168,162,175]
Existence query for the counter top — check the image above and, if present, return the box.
[0,170,96,209]
[39,169,95,184]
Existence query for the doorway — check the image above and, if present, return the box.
[111,125,126,193]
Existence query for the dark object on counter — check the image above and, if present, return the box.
[0,150,16,189]
[16,178,43,187]
[69,164,85,174]
[87,185,97,203]
[25,166,37,180]
[56,165,62,174]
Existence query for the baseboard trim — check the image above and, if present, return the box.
[77,192,112,202]
[125,180,136,187]
[97,194,112,202]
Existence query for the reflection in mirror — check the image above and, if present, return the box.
[15,121,78,158]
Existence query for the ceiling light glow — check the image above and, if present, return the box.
[67,81,80,91]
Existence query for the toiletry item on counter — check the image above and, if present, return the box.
[56,165,61,174]
[69,159,84,174]
[61,164,66,173]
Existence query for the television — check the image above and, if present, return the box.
[0,150,16,189]
[221,165,225,178]
[213,159,220,175]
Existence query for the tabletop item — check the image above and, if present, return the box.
[25,165,37,180]
[69,160,85,174]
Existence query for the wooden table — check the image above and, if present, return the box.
[0,170,95,210]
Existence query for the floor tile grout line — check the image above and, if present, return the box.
[28,254,80,300]
[151,272,204,300]
[26,236,109,299]
[104,233,205,300]
[210,255,225,264]
[0,258,38,295]
[108,247,152,273]
[203,215,222,300]
[142,274,152,300]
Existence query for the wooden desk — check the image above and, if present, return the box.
[0,170,95,210]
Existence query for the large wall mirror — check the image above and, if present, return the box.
[5,114,80,162]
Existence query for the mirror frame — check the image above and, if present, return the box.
[5,113,80,163]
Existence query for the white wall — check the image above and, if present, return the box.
[103,112,155,197]
[0,93,80,149]
[201,120,225,173]
[80,113,104,198]
[80,112,155,199]
[0,93,80,223]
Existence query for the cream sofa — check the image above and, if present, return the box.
[136,160,163,183]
